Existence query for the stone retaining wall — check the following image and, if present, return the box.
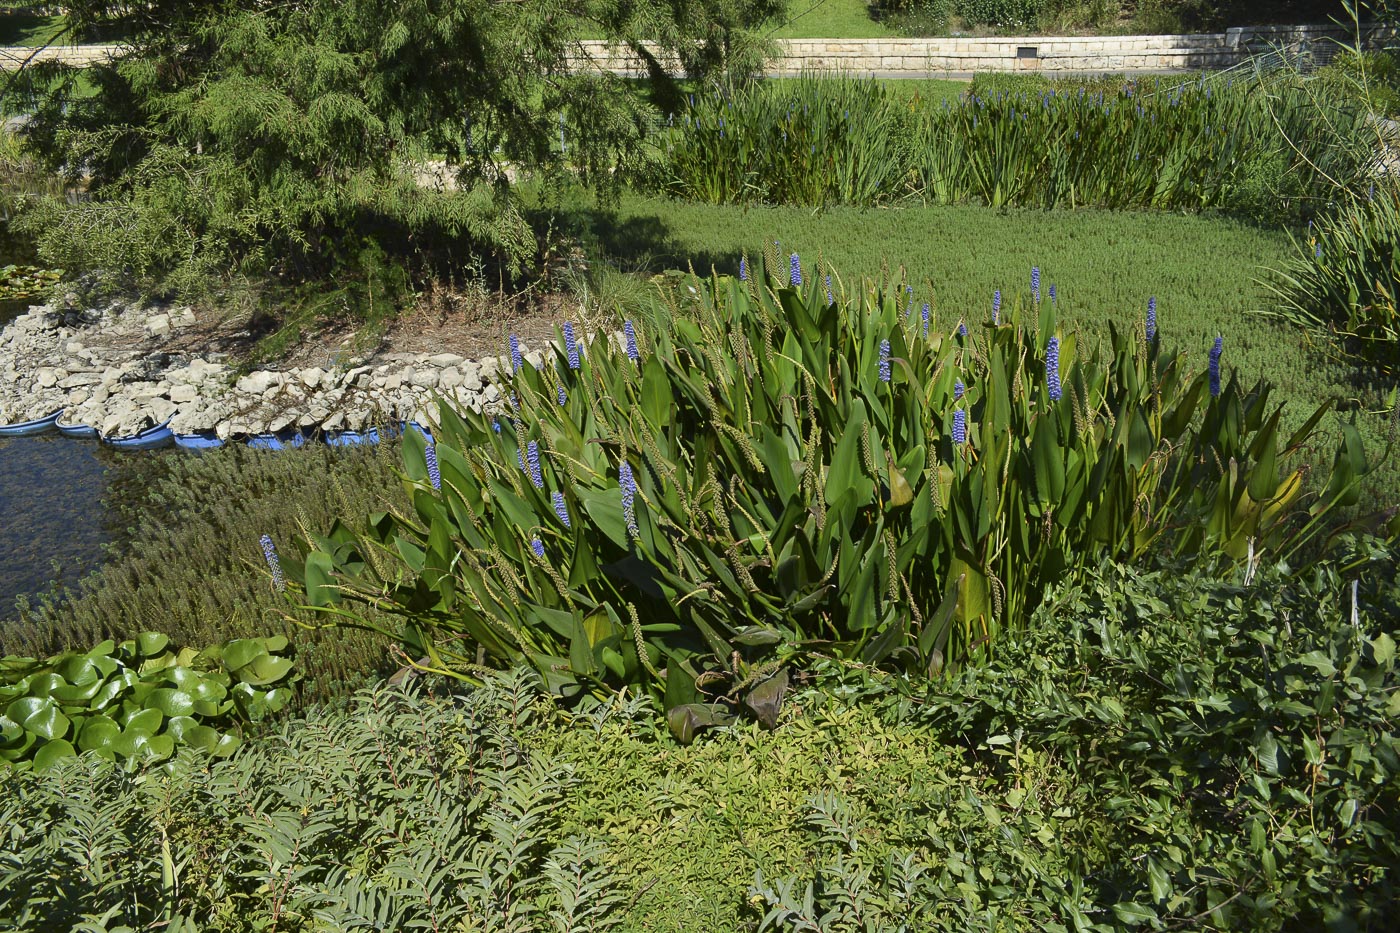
[572,23,1390,77]
[4,24,1390,76]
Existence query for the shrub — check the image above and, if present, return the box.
[292,258,1382,739]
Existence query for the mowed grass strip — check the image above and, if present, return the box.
[558,191,1399,509]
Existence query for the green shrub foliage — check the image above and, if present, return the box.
[12,0,786,297]
[0,633,295,772]
[294,258,1383,739]
[657,72,1372,218]
[752,549,1400,929]
[0,670,621,932]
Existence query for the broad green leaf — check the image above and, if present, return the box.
[33,739,76,771]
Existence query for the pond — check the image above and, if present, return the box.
[0,433,120,616]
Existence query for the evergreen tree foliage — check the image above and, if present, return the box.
[9,0,784,301]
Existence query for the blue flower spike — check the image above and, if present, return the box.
[259,535,285,592]
[877,339,892,383]
[527,441,544,489]
[1046,336,1062,402]
[1031,267,1041,304]
[509,334,523,374]
[531,537,545,559]
[789,253,802,287]
[1146,297,1157,343]
[992,289,1001,325]
[624,320,640,362]
[952,409,967,446]
[1209,335,1223,397]
[564,322,581,370]
[552,491,571,529]
[619,461,639,539]
[425,443,441,491]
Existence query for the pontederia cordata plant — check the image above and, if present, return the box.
[289,256,1392,740]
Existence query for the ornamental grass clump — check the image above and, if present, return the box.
[1263,185,1400,376]
[290,256,1390,740]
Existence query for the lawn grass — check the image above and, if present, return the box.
[547,189,1399,510]
[768,0,895,39]
[0,12,69,47]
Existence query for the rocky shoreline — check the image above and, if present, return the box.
[0,301,547,440]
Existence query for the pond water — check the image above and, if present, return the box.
[0,433,118,615]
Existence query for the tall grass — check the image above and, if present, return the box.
[1264,186,1400,376]
[0,443,410,706]
[656,72,1372,218]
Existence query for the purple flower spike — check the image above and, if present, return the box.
[1048,284,1057,306]
[425,444,441,491]
[624,320,639,362]
[557,384,567,406]
[921,302,930,338]
[619,461,638,539]
[531,537,545,559]
[509,334,523,374]
[954,379,965,400]
[552,490,571,529]
[527,441,543,488]
[959,321,968,337]
[1046,336,1062,402]
[952,409,967,446]
[877,340,891,383]
[1146,297,1157,342]
[259,535,285,592]
[1315,243,1323,259]
[789,253,802,287]
[1209,336,1223,397]
[739,256,748,281]
[993,289,1001,324]
[1031,267,1041,304]
[825,274,833,306]
[564,322,580,370]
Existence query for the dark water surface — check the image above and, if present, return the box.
[0,434,118,615]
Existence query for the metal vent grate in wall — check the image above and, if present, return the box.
[1017,46,1039,59]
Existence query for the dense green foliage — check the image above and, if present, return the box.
[0,670,622,932]
[1,632,295,771]
[7,0,784,305]
[0,442,403,706]
[3,549,1397,930]
[289,261,1385,739]
[656,72,1371,219]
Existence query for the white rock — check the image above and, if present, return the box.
[57,372,102,389]
[145,314,171,338]
[410,369,439,389]
[148,398,176,423]
[168,384,199,404]
[428,353,464,367]
[298,367,325,389]
[36,368,59,388]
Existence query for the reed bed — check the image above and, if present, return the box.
[656,72,1373,218]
